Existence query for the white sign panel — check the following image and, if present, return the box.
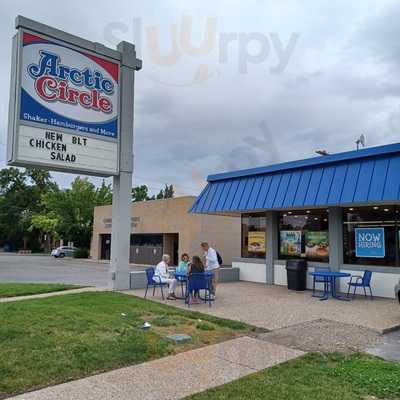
[8,29,120,176]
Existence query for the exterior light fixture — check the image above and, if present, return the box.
[349,208,354,211]
[373,206,379,210]
[306,210,311,214]
[384,208,389,212]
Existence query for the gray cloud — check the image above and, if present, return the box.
[356,2,400,68]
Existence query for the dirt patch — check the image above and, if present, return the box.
[258,318,381,353]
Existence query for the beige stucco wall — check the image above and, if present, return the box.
[90,196,241,265]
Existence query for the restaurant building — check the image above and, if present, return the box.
[190,143,400,298]
[90,196,240,266]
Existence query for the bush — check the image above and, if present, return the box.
[73,248,90,259]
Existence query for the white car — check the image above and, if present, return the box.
[51,246,78,258]
[395,280,400,303]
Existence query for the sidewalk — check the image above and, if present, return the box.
[0,286,107,303]
[9,336,304,400]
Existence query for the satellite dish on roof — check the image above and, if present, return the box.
[356,134,366,150]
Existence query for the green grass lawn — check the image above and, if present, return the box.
[0,283,81,298]
[0,292,251,398]
[186,352,400,400]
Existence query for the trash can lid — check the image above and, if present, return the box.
[285,259,307,270]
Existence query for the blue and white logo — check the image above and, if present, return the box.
[355,227,385,258]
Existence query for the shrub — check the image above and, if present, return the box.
[73,248,90,259]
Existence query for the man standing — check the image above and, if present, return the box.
[201,242,220,296]
[154,254,177,300]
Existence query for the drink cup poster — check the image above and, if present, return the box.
[280,231,302,256]
[355,228,385,258]
[8,28,120,176]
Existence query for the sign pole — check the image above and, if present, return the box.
[109,41,142,290]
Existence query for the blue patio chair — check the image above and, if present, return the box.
[144,267,167,300]
[312,266,331,296]
[346,270,373,299]
[187,273,212,307]
[175,273,187,298]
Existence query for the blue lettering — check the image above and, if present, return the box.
[27,50,115,95]
[58,65,70,80]
[69,69,82,85]
[28,51,59,78]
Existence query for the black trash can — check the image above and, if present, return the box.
[286,259,307,291]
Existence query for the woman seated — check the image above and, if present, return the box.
[176,253,190,274]
[188,255,205,304]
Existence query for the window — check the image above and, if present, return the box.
[130,234,163,247]
[278,210,329,262]
[343,206,399,266]
[241,214,266,259]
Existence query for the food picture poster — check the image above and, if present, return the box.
[248,231,266,253]
[305,231,329,259]
[280,231,302,256]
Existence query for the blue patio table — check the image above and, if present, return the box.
[173,271,214,301]
[309,271,351,301]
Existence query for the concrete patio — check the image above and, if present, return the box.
[126,282,400,334]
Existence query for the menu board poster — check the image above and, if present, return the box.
[305,231,329,259]
[248,231,266,253]
[280,231,302,256]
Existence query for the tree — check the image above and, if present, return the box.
[38,177,113,248]
[131,184,175,201]
[156,184,175,199]
[0,167,57,251]
[30,214,59,237]
[132,185,151,202]
[96,180,113,205]
[29,213,59,252]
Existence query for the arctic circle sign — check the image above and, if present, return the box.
[8,23,120,176]
[8,16,142,290]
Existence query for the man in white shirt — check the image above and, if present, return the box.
[154,254,177,300]
[201,242,220,295]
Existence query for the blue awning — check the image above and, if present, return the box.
[190,143,400,214]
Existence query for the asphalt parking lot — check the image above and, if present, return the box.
[0,254,142,287]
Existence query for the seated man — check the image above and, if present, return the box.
[154,254,177,300]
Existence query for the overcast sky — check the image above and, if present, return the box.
[0,0,399,196]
